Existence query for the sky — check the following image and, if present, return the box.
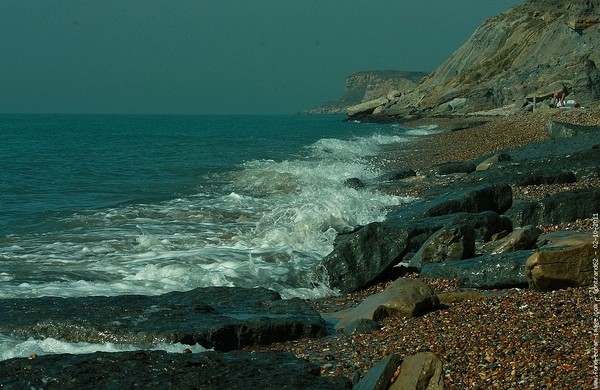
[0,0,522,115]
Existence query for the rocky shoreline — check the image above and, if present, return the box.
[247,109,600,389]
[1,110,599,389]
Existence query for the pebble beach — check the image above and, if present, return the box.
[246,109,600,389]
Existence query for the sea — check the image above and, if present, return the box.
[0,113,436,360]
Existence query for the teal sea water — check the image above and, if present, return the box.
[0,114,434,358]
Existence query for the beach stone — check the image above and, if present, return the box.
[489,225,540,254]
[344,177,365,189]
[377,167,417,181]
[322,211,512,293]
[505,188,600,227]
[343,318,381,335]
[0,287,326,352]
[390,352,445,390]
[335,279,439,332]
[354,353,402,390]
[388,182,513,220]
[0,350,351,389]
[475,153,511,171]
[420,251,533,289]
[526,233,594,291]
[408,224,475,269]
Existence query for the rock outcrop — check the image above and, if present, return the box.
[0,287,327,352]
[303,71,427,115]
[342,0,600,120]
[0,351,351,389]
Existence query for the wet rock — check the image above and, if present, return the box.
[343,318,381,336]
[322,212,512,293]
[377,168,417,181]
[390,352,445,390]
[388,182,513,220]
[0,350,351,389]
[505,188,600,227]
[344,177,365,189]
[322,215,451,293]
[526,233,594,291]
[0,287,326,352]
[335,279,439,332]
[488,225,540,254]
[354,354,402,390]
[420,251,534,289]
[408,224,475,269]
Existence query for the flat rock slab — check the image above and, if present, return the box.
[335,279,439,332]
[420,251,534,289]
[0,287,327,352]
[0,350,350,390]
[526,232,595,291]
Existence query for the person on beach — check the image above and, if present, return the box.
[552,85,569,107]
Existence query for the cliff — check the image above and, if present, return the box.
[302,71,427,114]
[346,0,600,120]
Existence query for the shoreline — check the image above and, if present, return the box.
[246,109,600,388]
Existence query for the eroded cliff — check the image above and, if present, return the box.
[345,0,600,120]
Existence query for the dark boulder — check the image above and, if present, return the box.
[344,177,365,189]
[387,182,513,220]
[321,217,444,293]
[322,212,512,293]
[0,287,326,352]
[376,167,417,181]
[408,224,475,269]
[420,250,534,289]
[505,188,600,227]
[0,350,351,390]
[343,318,381,335]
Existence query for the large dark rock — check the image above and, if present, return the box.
[465,133,600,184]
[322,212,512,293]
[387,182,513,220]
[547,120,600,139]
[0,287,326,352]
[420,250,534,289]
[505,188,600,227]
[0,350,351,390]
[376,167,417,181]
[408,224,475,269]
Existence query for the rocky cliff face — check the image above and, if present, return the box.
[303,71,427,114]
[350,0,600,120]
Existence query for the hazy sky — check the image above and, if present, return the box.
[0,1,521,115]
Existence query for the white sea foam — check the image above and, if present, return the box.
[0,130,413,301]
[404,125,443,136]
[0,333,208,361]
